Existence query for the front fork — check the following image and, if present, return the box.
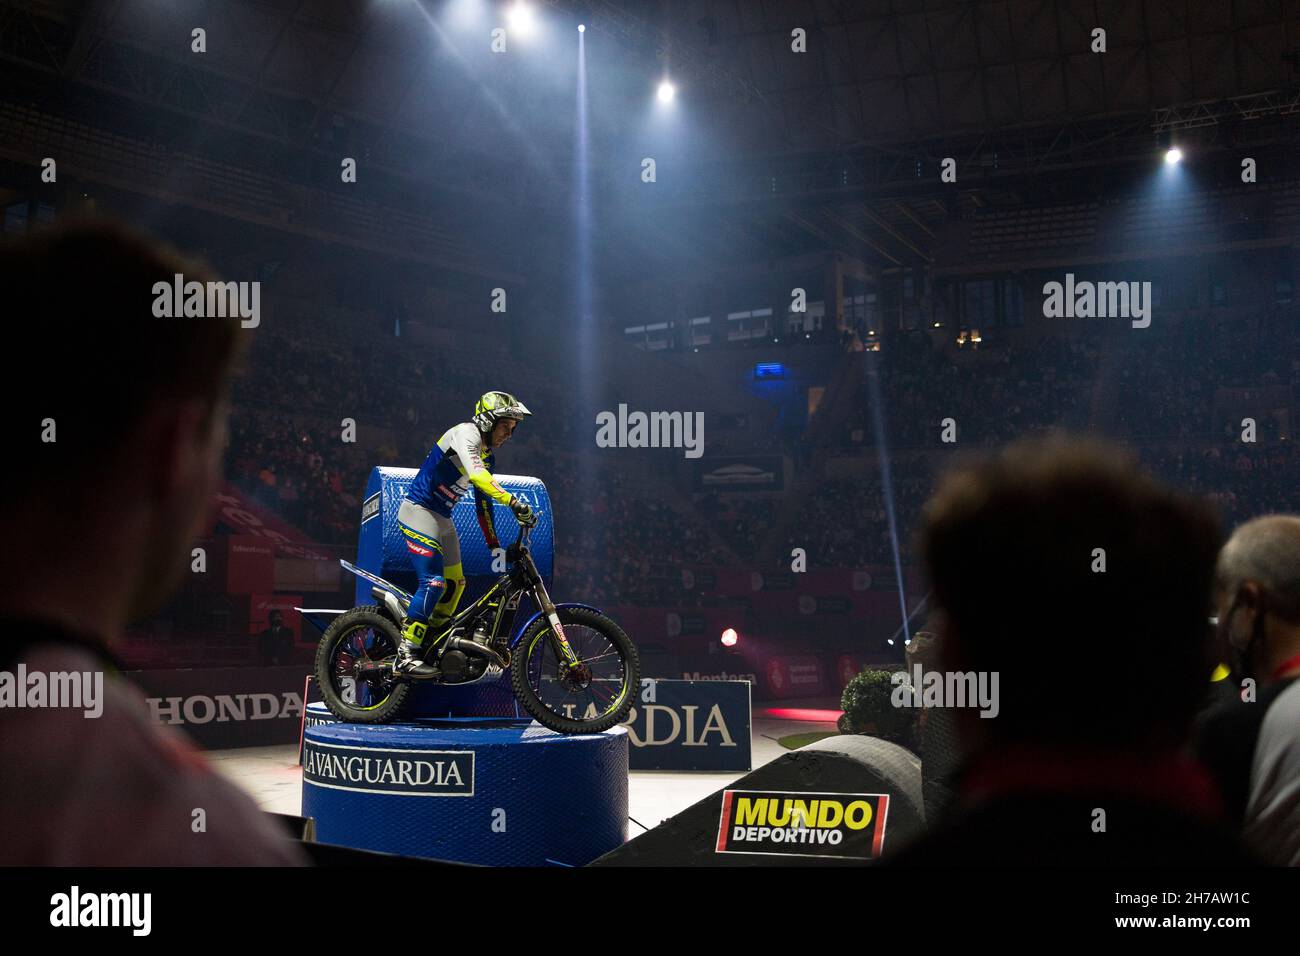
[531,579,580,667]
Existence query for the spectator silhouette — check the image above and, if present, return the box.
[889,437,1255,866]
[257,610,295,667]
[1196,515,1300,865]
[0,219,306,865]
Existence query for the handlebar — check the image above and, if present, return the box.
[505,512,539,568]
[512,509,541,546]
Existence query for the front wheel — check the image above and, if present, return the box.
[511,607,639,734]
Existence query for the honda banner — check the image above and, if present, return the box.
[130,665,310,749]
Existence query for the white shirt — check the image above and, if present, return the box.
[1244,678,1300,866]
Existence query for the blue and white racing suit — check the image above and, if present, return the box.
[397,422,515,642]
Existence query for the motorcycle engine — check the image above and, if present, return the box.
[440,648,469,681]
[435,624,493,684]
[438,649,490,684]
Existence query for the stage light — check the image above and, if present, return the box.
[506,1,535,36]
[763,707,843,722]
[1164,146,1183,165]
[886,638,895,646]
[578,23,585,32]
[721,628,739,647]
[657,80,676,103]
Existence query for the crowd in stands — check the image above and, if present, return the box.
[841,331,1102,450]
[782,461,936,569]
[694,493,781,555]
[226,410,371,544]
[236,332,533,431]
[543,452,730,605]
[218,293,1300,621]
[1146,443,1300,531]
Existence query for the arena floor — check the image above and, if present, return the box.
[209,714,839,836]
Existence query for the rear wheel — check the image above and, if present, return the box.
[511,607,639,734]
[314,606,411,724]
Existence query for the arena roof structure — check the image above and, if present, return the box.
[3,0,1299,269]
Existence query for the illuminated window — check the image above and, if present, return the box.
[689,315,712,346]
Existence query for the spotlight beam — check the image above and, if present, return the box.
[573,22,598,535]
[409,2,556,180]
[862,356,912,650]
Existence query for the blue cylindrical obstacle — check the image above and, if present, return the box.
[302,719,628,866]
[356,467,554,606]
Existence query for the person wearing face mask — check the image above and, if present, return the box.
[1196,515,1300,866]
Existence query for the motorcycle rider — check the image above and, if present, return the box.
[394,391,537,676]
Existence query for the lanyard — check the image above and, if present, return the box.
[1271,651,1300,682]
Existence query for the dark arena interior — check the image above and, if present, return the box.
[0,0,1298,933]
